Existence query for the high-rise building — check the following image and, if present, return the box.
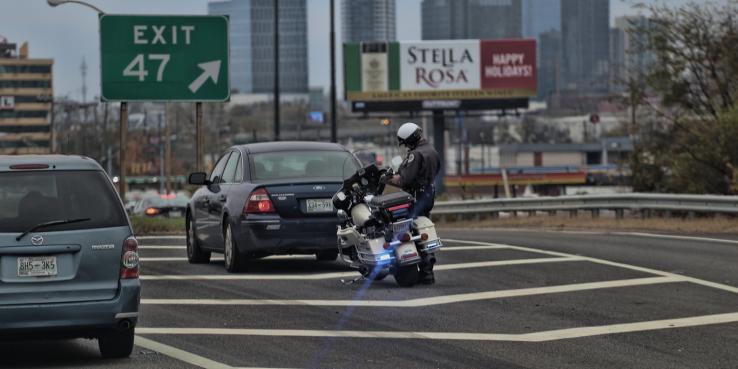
[560,0,610,93]
[0,40,53,155]
[538,30,561,100]
[521,0,561,101]
[522,0,560,38]
[611,15,653,91]
[421,0,522,40]
[342,0,396,42]
[208,0,308,94]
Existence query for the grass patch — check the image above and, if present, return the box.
[130,216,185,235]
[437,214,738,235]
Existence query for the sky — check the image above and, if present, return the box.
[0,0,699,101]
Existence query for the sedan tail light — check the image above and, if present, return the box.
[244,188,276,214]
[144,207,160,216]
[120,236,140,279]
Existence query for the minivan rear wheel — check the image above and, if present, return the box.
[98,328,134,359]
[224,223,248,272]
[187,215,211,263]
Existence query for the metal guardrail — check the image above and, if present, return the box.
[432,193,738,219]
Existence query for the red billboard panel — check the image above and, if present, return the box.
[480,39,537,95]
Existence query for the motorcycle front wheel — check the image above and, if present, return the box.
[361,266,389,281]
[394,265,419,287]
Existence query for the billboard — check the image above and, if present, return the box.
[344,39,536,103]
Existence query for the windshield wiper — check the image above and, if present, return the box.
[16,218,91,242]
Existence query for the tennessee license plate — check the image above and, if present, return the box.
[17,256,58,277]
[306,199,333,213]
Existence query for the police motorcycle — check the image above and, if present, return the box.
[332,156,442,287]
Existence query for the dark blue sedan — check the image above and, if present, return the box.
[186,142,361,272]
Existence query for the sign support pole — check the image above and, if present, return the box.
[196,102,203,172]
[432,109,445,193]
[119,101,128,200]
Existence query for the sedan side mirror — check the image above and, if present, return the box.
[188,172,209,185]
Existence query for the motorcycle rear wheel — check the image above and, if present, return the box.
[394,265,419,287]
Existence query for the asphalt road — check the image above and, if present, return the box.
[3,228,738,369]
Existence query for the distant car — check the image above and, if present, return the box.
[186,142,361,272]
[133,193,189,218]
[0,155,140,358]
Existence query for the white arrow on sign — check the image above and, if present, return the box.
[188,60,222,93]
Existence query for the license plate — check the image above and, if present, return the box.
[17,256,58,277]
[169,211,182,218]
[306,198,333,213]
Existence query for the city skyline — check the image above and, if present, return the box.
[0,0,699,100]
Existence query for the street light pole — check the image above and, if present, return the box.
[329,0,337,143]
[46,0,104,14]
[273,0,280,141]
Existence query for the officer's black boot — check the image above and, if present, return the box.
[418,253,436,285]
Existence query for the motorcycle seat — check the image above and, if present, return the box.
[369,191,415,209]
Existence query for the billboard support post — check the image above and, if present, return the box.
[432,109,445,193]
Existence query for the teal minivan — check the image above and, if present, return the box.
[0,155,140,358]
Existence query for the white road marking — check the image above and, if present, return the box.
[141,276,682,307]
[614,232,738,245]
[446,239,738,296]
[141,257,224,262]
[441,245,512,251]
[137,235,186,240]
[136,245,510,255]
[140,257,580,280]
[139,245,186,250]
[136,311,738,342]
[135,335,233,369]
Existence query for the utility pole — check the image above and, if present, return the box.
[119,102,128,201]
[273,0,280,141]
[165,103,172,194]
[329,0,337,143]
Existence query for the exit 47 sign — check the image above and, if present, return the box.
[100,15,230,102]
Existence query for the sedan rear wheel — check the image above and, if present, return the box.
[186,216,211,264]
[224,223,248,273]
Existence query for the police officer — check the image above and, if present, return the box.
[388,122,441,284]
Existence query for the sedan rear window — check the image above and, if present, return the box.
[0,170,127,233]
[252,151,360,181]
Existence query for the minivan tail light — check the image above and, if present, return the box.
[120,236,139,279]
[10,164,50,170]
[244,188,275,214]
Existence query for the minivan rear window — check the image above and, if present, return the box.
[0,170,127,233]
[251,151,360,181]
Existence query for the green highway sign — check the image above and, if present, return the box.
[100,15,230,102]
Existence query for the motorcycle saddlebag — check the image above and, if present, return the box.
[369,191,415,209]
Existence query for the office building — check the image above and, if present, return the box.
[560,0,610,93]
[538,30,561,100]
[611,15,653,90]
[208,0,308,93]
[342,0,396,42]
[522,0,560,38]
[421,0,522,40]
[0,40,53,155]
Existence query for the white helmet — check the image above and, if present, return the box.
[397,122,422,148]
